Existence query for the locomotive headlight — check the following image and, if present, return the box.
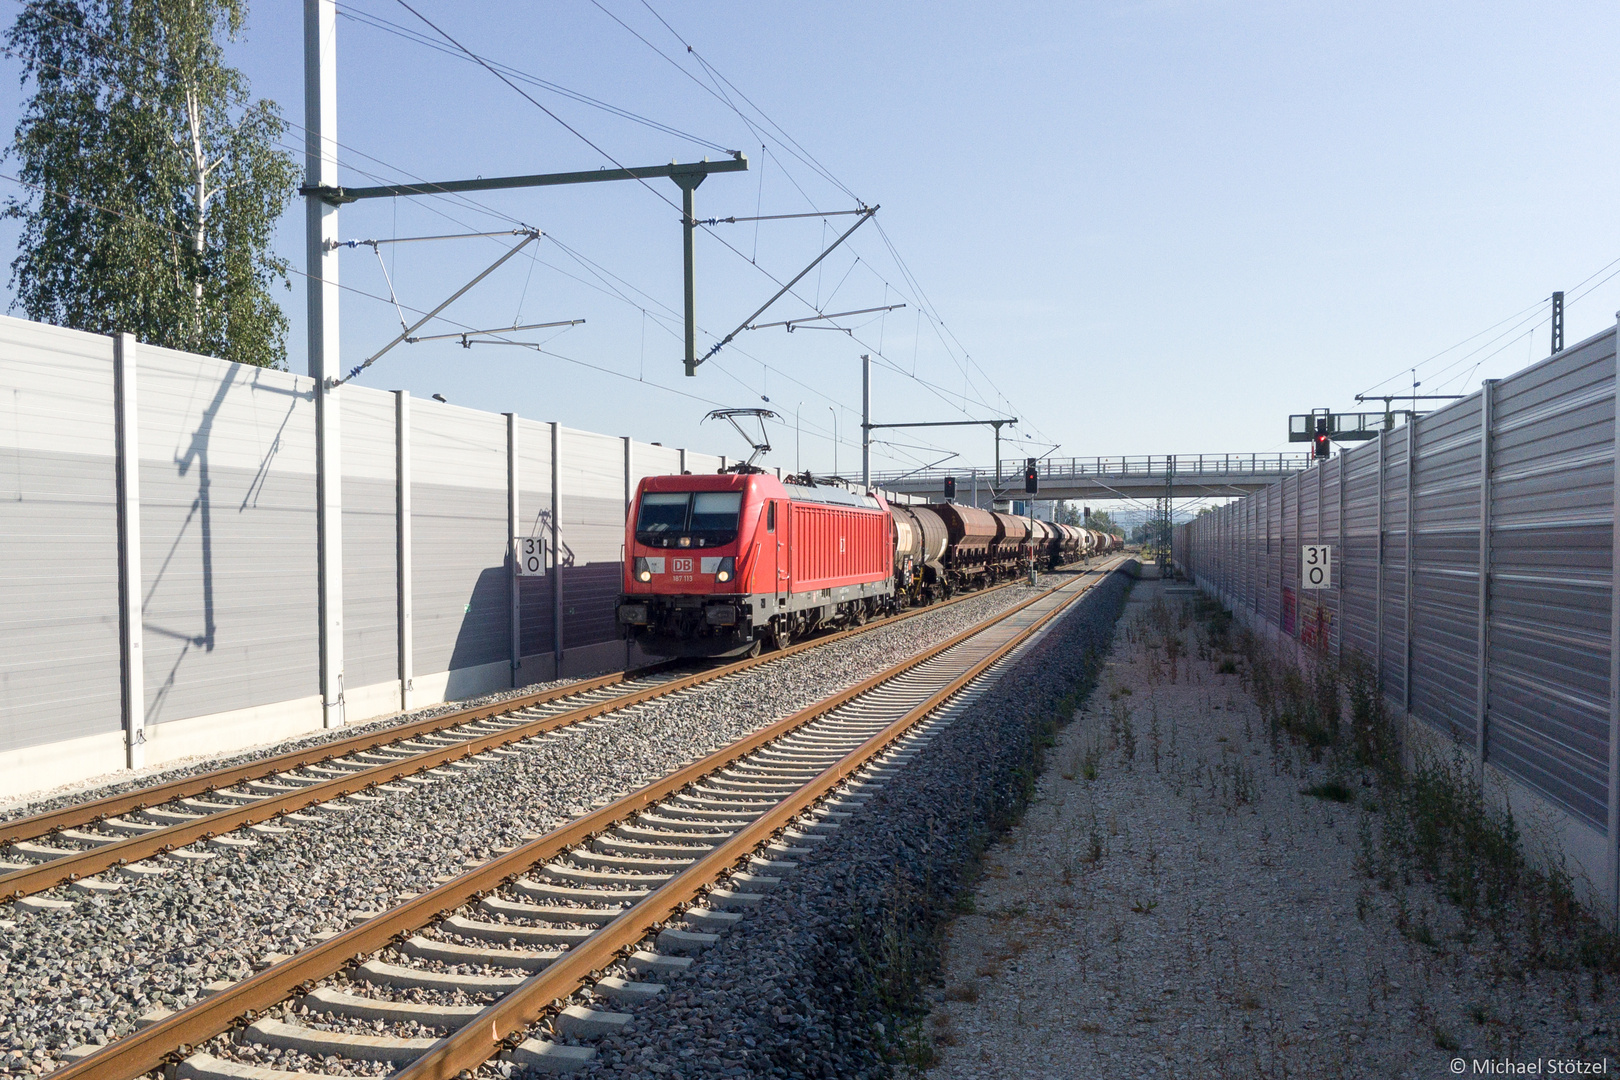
[638,569,652,582]
[703,556,736,583]
[633,557,662,583]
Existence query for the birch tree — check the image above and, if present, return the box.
[5,0,299,368]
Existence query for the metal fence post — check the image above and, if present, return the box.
[1477,381,1497,772]
[113,333,145,770]
[395,391,413,711]
[552,422,563,675]
[507,414,520,688]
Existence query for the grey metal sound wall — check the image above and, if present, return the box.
[0,320,121,754]
[136,344,321,726]
[1175,325,1619,917]
[0,314,731,794]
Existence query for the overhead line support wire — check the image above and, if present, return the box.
[748,303,907,333]
[698,208,868,225]
[407,319,586,346]
[339,229,532,246]
[338,230,543,386]
[695,206,878,369]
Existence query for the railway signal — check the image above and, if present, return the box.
[1024,458,1038,495]
[944,476,956,500]
[1313,418,1331,459]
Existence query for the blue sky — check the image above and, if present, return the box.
[2,0,1617,505]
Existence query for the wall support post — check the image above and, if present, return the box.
[1404,418,1416,714]
[1608,314,1620,926]
[552,422,563,675]
[1337,453,1347,659]
[507,413,520,688]
[1376,429,1386,689]
[1477,380,1497,774]
[394,391,412,711]
[113,333,144,769]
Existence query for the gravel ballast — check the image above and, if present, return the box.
[2,582,1051,1074]
[924,578,1619,1079]
[561,565,1134,1080]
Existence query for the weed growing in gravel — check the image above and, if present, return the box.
[895,1018,940,1072]
[1221,594,1620,974]
[1081,740,1101,781]
[1115,702,1136,765]
[1083,811,1106,865]
[1148,702,1162,772]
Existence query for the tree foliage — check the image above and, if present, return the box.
[1083,507,1122,536]
[5,0,298,367]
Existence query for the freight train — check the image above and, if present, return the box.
[616,470,1120,658]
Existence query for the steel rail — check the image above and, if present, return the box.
[395,565,1115,1080]
[1,579,1028,898]
[49,564,1121,1080]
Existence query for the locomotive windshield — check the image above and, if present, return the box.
[634,490,743,547]
[636,493,689,535]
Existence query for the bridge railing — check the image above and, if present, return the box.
[869,452,1312,486]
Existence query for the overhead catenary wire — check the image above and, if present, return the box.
[27,0,1045,446]
[18,0,1040,469]
[333,1,735,154]
[585,0,1048,442]
[1357,249,1620,401]
[330,1,1047,450]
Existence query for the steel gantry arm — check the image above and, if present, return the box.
[299,155,749,204]
[302,154,749,379]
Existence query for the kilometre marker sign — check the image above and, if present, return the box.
[516,538,546,577]
[1301,545,1331,589]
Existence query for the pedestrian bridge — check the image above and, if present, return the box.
[869,453,1310,505]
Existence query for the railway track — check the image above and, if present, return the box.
[0,574,1053,904]
[49,556,1125,1080]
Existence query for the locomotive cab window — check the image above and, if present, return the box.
[689,492,743,544]
[767,501,776,532]
[635,490,743,548]
[636,493,690,542]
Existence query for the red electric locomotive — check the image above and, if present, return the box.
[617,472,896,658]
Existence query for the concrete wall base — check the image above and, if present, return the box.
[0,730,128,806]
[0,640,636,804]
